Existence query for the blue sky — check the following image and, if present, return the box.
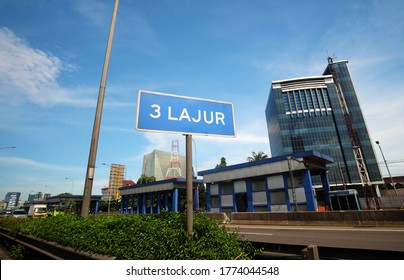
[1,0,403,201]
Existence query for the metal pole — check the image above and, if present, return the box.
[192,138,199,210]
[186,134,193,234]
[65,178,74,194]
[376,141,398,196]
[81,0,119,217]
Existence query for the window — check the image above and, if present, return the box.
[270,190,287,204]
[254,206,269,212]
[282,88,332,118]
[251,179,266,191]
[211,196,219,208]
[221,182,233,195]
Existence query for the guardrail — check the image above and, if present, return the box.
[0,227,116,260]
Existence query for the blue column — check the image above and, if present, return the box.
[94,201,99,214]
[302,169,317,211]
[172,188,178,212]
[142,194,147,214]
[157,192,161,214]
[150,193,154,214]
[120,195,124,214]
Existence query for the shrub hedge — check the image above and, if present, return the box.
[0,212,259,260]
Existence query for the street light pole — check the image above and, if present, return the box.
[375,141,398,196]
[81,0,119,217]
[65,178,74,195]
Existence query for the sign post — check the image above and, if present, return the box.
[136,90,236,233]
[186,134,193,233]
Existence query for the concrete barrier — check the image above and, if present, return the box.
[230,210,404,227]
[198,212,228,224]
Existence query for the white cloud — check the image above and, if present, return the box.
[73,0,111,27]
[0,156,83,173]
[0,28,96,107]
[0,28,60,104]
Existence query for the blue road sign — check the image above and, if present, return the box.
[136,90,236,137]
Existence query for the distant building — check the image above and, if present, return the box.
[265,59,382,188]
[5,192,21,210]
[101,179,136,201]
[142,149,186,181]
[27,192,47,202]
[101,184,110,201]
[27,193,36,202]
[107,163,125,200]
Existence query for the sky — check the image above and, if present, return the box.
[1,0,404,201]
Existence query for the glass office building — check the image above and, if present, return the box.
[265,60,382,187]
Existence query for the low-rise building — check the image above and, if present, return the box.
[198,150,334,215]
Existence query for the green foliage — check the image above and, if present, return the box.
[0,213,259,260]
[9,244,26,260]
[247,151,268,162]
[137,174,157,184]
[215,157,227,168]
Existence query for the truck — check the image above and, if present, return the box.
[28,203,47,217]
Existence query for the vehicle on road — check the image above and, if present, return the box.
[28,204,47,217]
[11,209,28,218]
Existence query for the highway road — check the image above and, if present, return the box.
[226,224,404,252]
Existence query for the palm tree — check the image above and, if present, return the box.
[247,151,268,162]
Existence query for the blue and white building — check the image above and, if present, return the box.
[119,178,202,214]
[198,151,333,214]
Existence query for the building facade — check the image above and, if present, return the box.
[142,149,186,181]
[198,151,334,214]
[119,178,202,214]
[107,163,125,200]
[265,60,382,188]
[4,192,21,210]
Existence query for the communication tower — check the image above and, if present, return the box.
[165,140,183,178]
[327,57,379,209]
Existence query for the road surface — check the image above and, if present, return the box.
[226,224,404,252]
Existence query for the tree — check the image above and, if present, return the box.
[247,151,268,162]
[58,192,72,197]
[215,157,227,168]
[137,174,156,184]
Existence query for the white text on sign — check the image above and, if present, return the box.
[149,104,225,125]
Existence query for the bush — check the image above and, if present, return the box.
[0,212,259,260]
